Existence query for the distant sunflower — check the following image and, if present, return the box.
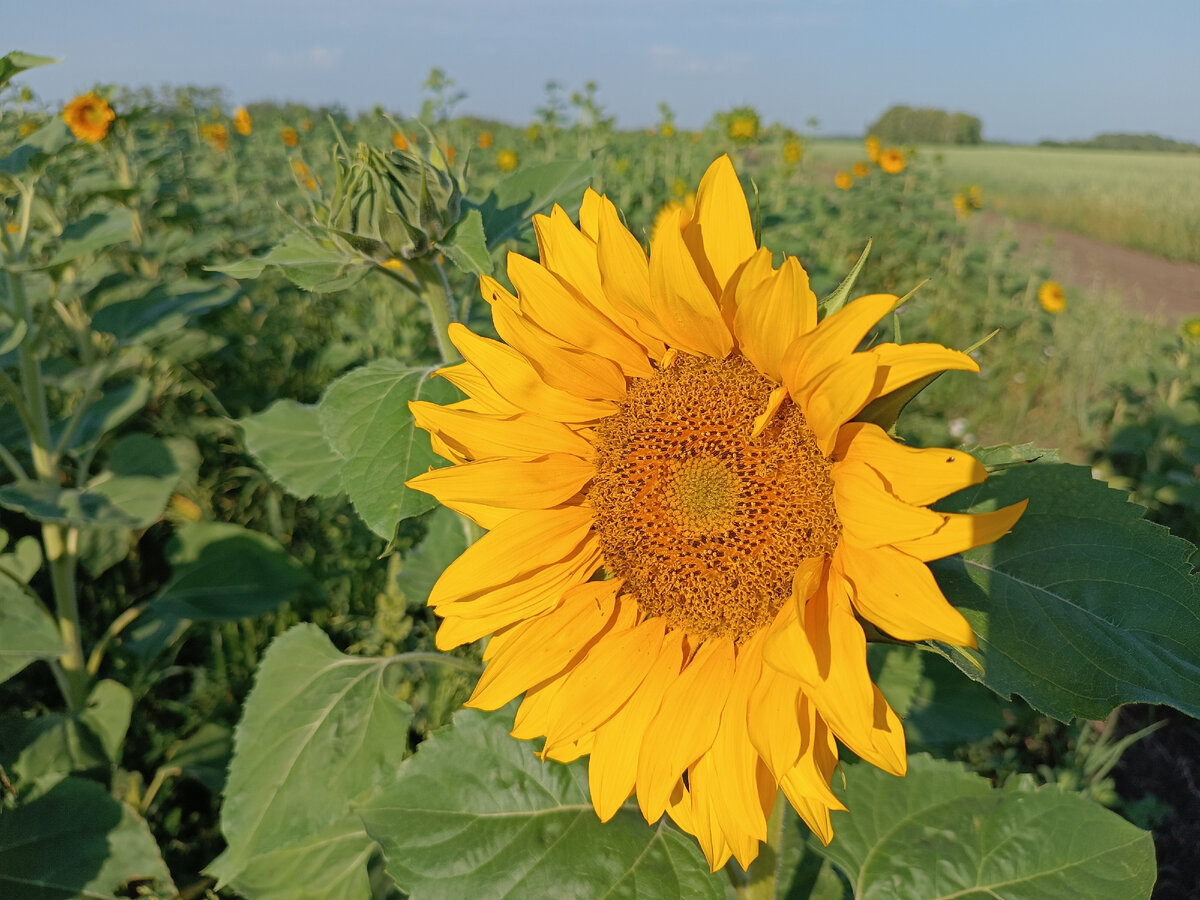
[864,134,881,163]
[392,131,409,151]
[834,171,854,190]
[1182,317,1200,340]
[852,161,869,178]
[878,147,906,174]
[18,120,38,138]
[477,130,494,149]
[728,116,758,141]
[200,122,229,152]
[497,149,519,172]
[281,126,299,147]
[233,107,252,136]
[407,155,1025,871]
[783,139,803,165]
[62,92,115,143]
[1038,280,1067,314]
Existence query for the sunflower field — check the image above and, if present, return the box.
[2,52,1200,900]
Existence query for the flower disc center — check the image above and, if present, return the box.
[589,353,841,643]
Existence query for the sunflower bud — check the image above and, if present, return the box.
[325,135,463,262]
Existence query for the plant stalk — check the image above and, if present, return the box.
[409,258,462,364]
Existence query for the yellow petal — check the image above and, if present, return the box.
[837,542,977,645]
[578,188,602,241]
[636,637,735,822]
[595,196,672,353]
[489,296,628,400]
[544,731,594,763]
[542,617,667,752]
[681,154,757,296]
[834,422,986,505]
[448,323,616,423]
[407,453,593,510]
[511,677,561,740]
[468,580,623,710]
[893,500,1027,561]
[833,463,946,548]
[686,751,737,871]
[762,558,827,686]
[795,354,880,456]
[432,361,522,415]
[503,255,651,378]
[428,498,515,532]
[867,342,979,398]
[780,293,897,390]
[589,629,687,822]
[429,506,593,608]
[649,208,734,358]
[746,661,804,780]
[733,255,819,382]
[720,245,775,329]
[409,402,594,463]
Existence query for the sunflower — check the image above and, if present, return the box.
[407,155,1025,871]
[878,147,906,174]
[834,171,853,190]
[864,134,881,163]
[1038,280,1067,314]
[280,126,299,147]
[233,106,252,136]
[783,139,803,165]
[477,130,494,149]
[200,122,229,152]
[852,161,869,179]
[392,131,409,150]
[496,149,519,172]
[62,92,115,143]
[1182,317,1200,340]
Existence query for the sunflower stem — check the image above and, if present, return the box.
[409,258,462,364]
[727,791,783,900]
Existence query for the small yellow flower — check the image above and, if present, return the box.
[967,185,983,209]
[728,116,758,141]
[783,139,803,165]
[18,120,38,138]
[303,176,317,191]
[865,134,881,163]
[852,161,869,179]
[834,172,854,190]
[442,143,457,165]
[62,92,115,143]
[201,122,229,152]
[660,122,676,138]
[233,107,252,136]
[1182,316,1200,339]
[291,159,310,178]
[380,257,411,275]
[281,127,299,147]
[878,148,906,174]
[392,131,409,151]
[953,194,970,218]
[1038,280,1067,314]
[477,131,494,149]
[497,149,519,172]
[5,222,20,235]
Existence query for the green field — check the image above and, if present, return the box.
[809,139,1200,264]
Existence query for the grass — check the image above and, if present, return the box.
[808,139,1200,264]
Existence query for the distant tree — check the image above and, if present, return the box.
[868,105,983,144]
[1038,132,1200,152]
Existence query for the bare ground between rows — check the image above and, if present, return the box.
[969,212,1200,323]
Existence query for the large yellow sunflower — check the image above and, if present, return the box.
[62,92,115,143]
[407,155,1025,871]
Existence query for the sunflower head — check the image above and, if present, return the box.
[233,107,252,136]
[281,126,299,147]
[834,171,853,191]
[407,155,1025,871]
[1038,280,1067,314]
[878,147,906,174]
[783,138,803,165]
[62,92,115,143]
[496,149,519,172]
[200,122,229,152]
[864,134,881,163]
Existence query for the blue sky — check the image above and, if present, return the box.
[8,0,1200,143]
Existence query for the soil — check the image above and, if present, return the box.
[969,212,1200,323]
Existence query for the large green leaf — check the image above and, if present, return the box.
[208,625,413,900]
[41,208,134,268]
[932,459,1200,720]
[319,360,461,539]
[436,208,493,275]
[475,157,594,250]
[145,521,312,622]
[0,776,174,900]
[0,51,59,89]
[397,506,475,610]
[0,119,71,178]
[819,756,1155,899]
[0,581,62,685]
[50,377,151,453]
[239,399,343,499]
[212,231,372,293]
[357,704,724,900]
[91,279,237,344]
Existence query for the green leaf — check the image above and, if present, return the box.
[932,460,1200,720]
[78,679,134,765]
[0,534,42,583]
[0,776,174,900]
[0,711,108,784]
[84,433,182,528]
[0,119,71,178]
[869,645,1007,747]
[0,51,59,89]
[475,157,594,250]
[358,704,724,900]
[398,506,475,609]
[319,360,461,539]
[208,625,413,900]
[51,377,151,453]
[76,524,133,578]
[165,723,232,794]
[820,756,1155,899]
[145,522,312,622]
[776,810,850,900]
[436,208,493,275]
[212,231,372,293]
[91,279,237,344]
[240,400,343,499]
[0,581,62,685]
[818,240,871,317]
[41,208,134,268]
[0,320,27,355]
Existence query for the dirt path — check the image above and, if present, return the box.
[969,212,1200,323]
